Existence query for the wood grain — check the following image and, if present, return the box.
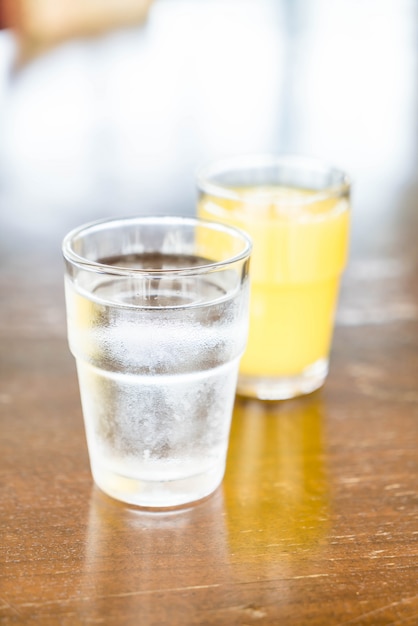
[1,1,418,624]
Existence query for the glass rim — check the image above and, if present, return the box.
[196,153,351,203]
[62,215,252,277]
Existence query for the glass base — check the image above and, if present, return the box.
[236,358,329,401]
[91,462,226,509]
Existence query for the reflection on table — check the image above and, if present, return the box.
[225,395,329,565]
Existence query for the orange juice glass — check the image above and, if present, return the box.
[197,155,350,400]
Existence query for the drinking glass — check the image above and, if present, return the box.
[197,155,350,400]
[62,216,252,508]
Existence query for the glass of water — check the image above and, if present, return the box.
[62,216,252,509]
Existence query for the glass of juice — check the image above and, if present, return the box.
[62,216,252,508]
[197,155,350,400]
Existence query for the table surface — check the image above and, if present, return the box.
[1,1,418,624]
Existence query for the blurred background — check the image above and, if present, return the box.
[0,0,417,255]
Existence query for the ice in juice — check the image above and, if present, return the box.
[198,186,350,379]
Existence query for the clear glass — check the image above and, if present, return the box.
[197,155,350,400]
[63,216,252,508]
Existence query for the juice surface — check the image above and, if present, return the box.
[198,186,350,376]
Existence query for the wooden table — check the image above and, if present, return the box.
[1,1,418,624]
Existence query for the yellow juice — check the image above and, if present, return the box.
[198,186,350,377]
